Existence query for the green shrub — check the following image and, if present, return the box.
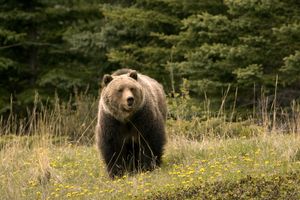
[145,172,300,200]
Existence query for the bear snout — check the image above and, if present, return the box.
[127,97,134,106]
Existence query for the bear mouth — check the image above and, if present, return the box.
[122,106,134,112]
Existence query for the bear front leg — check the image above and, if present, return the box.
[137,139,163,171]
[97,114,129,178]
[100,137,128,178]
[130,106,166,172]
[132,129,165,171]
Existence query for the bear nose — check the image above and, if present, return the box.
[127,97,134,106]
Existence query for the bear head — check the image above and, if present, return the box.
[101,70,145,122]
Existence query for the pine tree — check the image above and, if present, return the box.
[1,0,299,114]
[96,1,183,88]
[162,0,300,107]
[0,0,103,114]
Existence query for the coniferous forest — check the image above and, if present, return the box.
[1,0,299,115]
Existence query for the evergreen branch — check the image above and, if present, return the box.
[0,43,23,49]
[0,42,60,50]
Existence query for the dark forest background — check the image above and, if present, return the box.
[0,0,299,116]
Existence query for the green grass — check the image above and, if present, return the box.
[1,93,300,199]
[1,133,300,200]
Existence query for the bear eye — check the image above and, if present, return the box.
[117,88,123,93]
[130,87,135,92]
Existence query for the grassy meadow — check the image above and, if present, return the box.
[1,93,300,200]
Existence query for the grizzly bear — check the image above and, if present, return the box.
[95,69,167,178]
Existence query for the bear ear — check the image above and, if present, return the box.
[129,70,138,80]
[102,74,113,86]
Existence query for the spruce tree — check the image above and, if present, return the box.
[0,0,103,114]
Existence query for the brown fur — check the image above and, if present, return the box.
[95,69,167,178]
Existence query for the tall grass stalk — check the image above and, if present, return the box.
[0,91,98,147]
[1,89,300,199]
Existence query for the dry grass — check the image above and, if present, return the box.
[1,132,300,199]
[1,91,300,199]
